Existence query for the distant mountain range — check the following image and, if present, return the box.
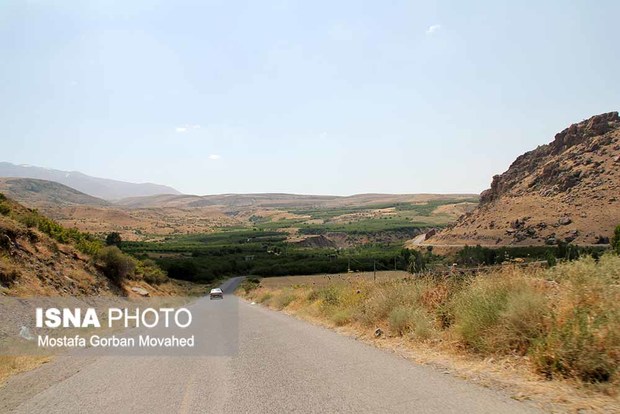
[0,178,109,207]
[0,162,180,200]
[0,163,477,214]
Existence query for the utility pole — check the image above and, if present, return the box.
[373,260,376,282]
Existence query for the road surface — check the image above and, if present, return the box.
[1,277,538,413]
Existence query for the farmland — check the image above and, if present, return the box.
[120,197,477,282]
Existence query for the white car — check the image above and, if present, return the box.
[209,288,223,300]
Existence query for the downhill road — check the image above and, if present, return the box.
[1,277,538,413]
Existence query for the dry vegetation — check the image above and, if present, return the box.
[47,205,240,241]
[434,112,620,247]
[0,194,210,386]
[240,256,620,412]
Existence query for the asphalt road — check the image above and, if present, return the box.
[1,277,538,413]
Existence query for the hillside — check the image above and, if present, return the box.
[0,194,193,297]
[116,192,476,209]
[0,162,180,200]
[0,178,109,208]
[431,112,620,246]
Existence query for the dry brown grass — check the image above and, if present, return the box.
[259,270,411,289]
[240,256,620,412]
[0,356,51,388]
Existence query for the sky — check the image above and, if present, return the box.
[1,0,619,196]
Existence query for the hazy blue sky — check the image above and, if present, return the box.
[1,0,618,195]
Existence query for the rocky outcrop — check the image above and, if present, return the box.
[480,112,620,205]
[435,112,620,246]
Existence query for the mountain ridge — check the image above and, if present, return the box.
[0,162,180,200]
[0,178,110,207]
[431,111,620,246]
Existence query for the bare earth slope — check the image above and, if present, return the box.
[432,112,620,246]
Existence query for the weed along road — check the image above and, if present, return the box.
[1,277,537,414]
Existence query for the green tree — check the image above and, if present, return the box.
[613,225,620,254]
[105,232,122,247]
[545,250,557,267]
[408,250,426,273]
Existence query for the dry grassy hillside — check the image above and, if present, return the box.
[0,194,198,297]
[0,178,109,208]
[115,192,476,209]
[432,112,620,246]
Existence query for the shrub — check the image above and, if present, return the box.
[331,309,353,326]
[388,306,435,339]
[318,285,342,306]
[450,272,544,354]
[96,246,135,283]
[0,203,10,216]
[532,309,618,383]
[357,281,426,327]
[273,291,296,309]
[20,213,38,228]
[306,289,320,302]
[143,271,168,285]
[0,258,20,287]
[240,277,260,294]
[531,255,620,383]
[105,232,122,247]
[136,259,169,285]
[496,289,548,354]
[388,306,413,336]
[407,250,426,273]
[613,224,620,254]
[257,291,273,304]
[75,238,102,256]
[164,260,199,281]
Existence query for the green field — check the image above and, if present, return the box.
[121,198,479,283]
[122,229,411,283]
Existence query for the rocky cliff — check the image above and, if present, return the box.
[432,112,620,246]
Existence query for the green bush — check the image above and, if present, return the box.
[240,277,260,294]
[407,250,426,273]
[0,203,10,216]
[545,251,557,267]
[318,285,341,306]
[105,232,122,247]
[136,258,169,284]
[613,224,620,254]
[97,246,135,283]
